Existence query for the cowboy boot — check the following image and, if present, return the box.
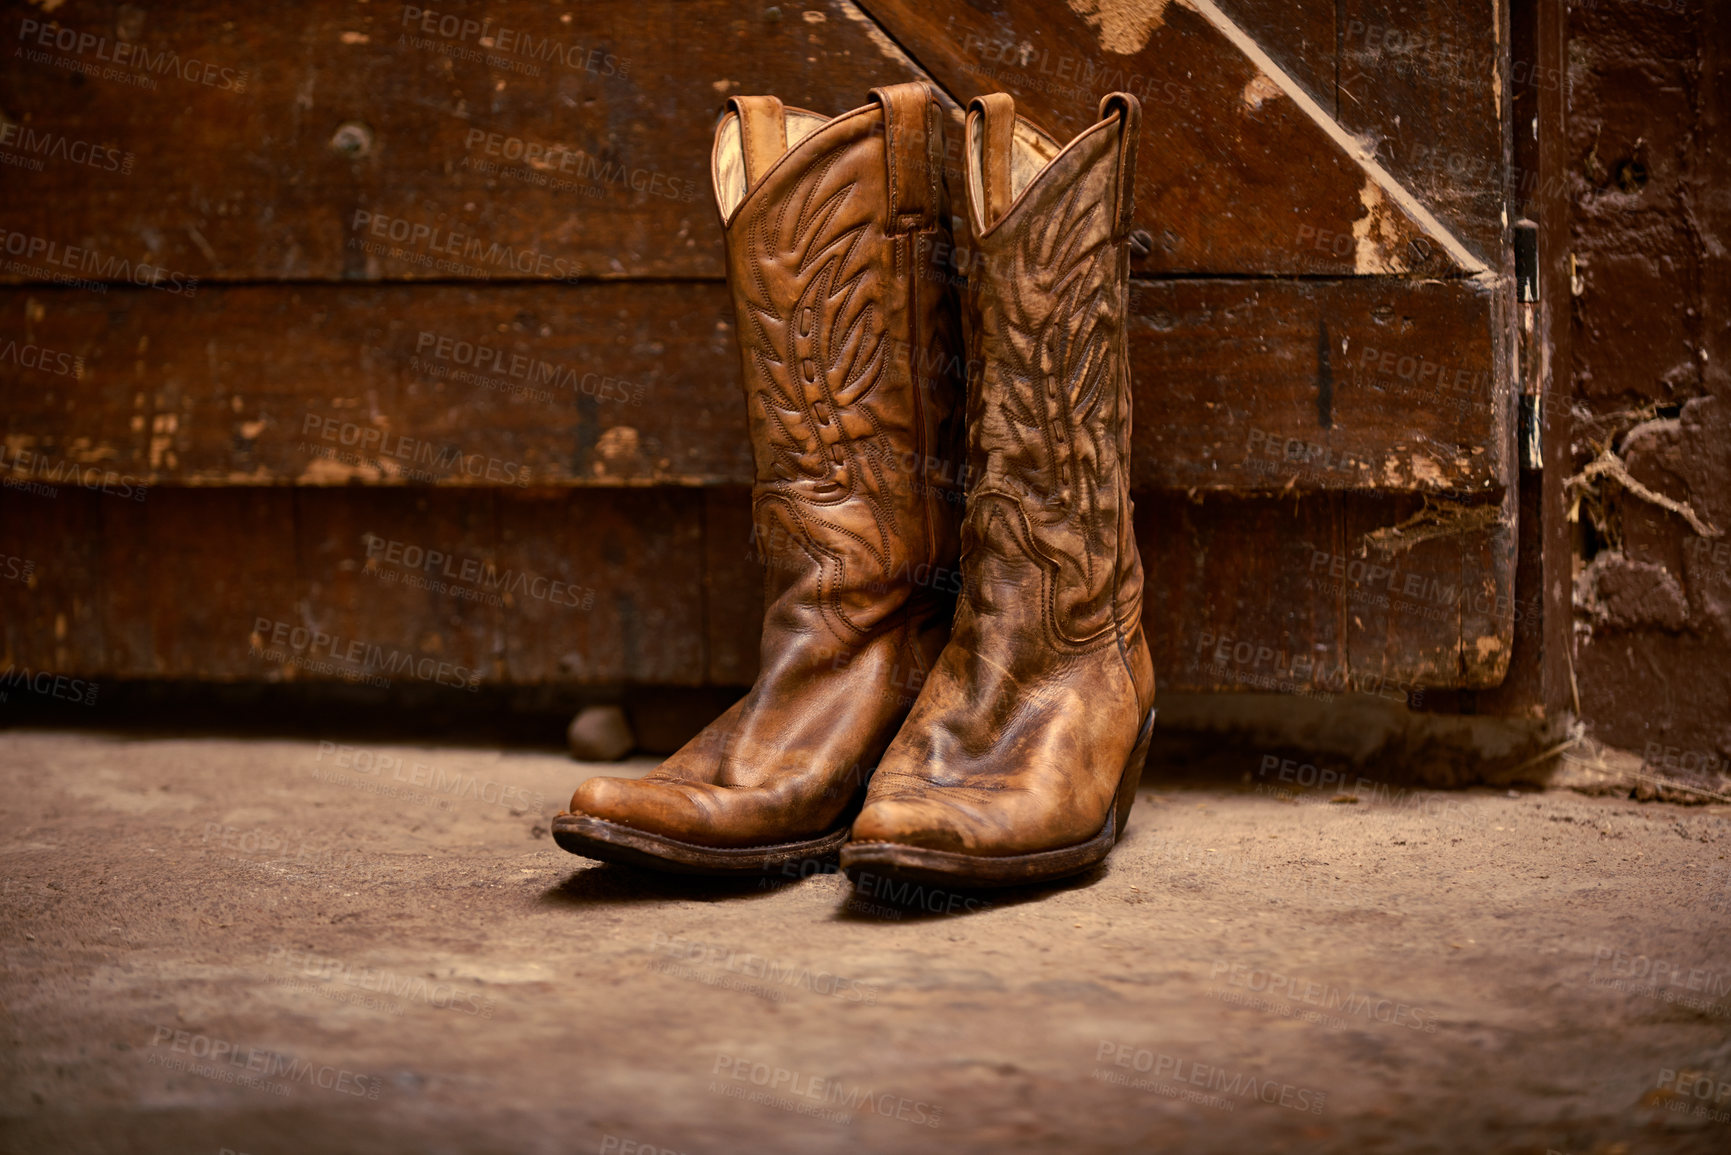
[553,83,965,874]
[841,92,1156,888]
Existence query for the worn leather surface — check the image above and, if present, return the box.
[851,93,1156,857]
[568,83,964,848]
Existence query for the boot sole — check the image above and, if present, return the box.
[552,812,851,876]
[839,707,1156,890]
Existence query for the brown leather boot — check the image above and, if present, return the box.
[841,92,1156,888]
[553,83,965,874]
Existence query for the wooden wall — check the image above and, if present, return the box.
[0,0,1545,705]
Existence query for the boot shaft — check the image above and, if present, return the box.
[712,85,965,645]
[959,93,1145,649]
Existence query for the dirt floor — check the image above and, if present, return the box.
[2,726,1729,1154]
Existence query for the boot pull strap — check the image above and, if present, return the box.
[1097,92,1141,241]
[967,93,1016,231]
[869,82,940,235]
[727,95,788,190]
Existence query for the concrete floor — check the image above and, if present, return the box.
[2,727,1729,1154]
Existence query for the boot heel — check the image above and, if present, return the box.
[1113,707,1157,837]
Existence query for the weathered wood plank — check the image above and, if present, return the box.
[1336,0,1507,268]
[1132,276,1506,493]
[1139,490,1514,694]
[0,0,1490,282]
[1,485,712,686]
[859,0,1478,275]
[291,486,502,685]
[0,0,935,284]
[2,484,1512,691]
[1,278,1506,493]
[92,482,155,674]
[496,487,706,685]
[1139,492,1351,696]
[1339,494,1479,690]
[0,282,749,487]
[0,484,103,680]
[152,488,300,678]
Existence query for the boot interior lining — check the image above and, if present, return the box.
[713,109,831,220]
[969,115,1064,229]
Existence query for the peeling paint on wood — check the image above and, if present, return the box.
[1353,181,1404,275]
[1065,0,1173,54]
[4,278,1504,493]
[1240,73,1282,111]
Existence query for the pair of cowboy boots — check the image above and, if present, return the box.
[552,83,1155,888]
